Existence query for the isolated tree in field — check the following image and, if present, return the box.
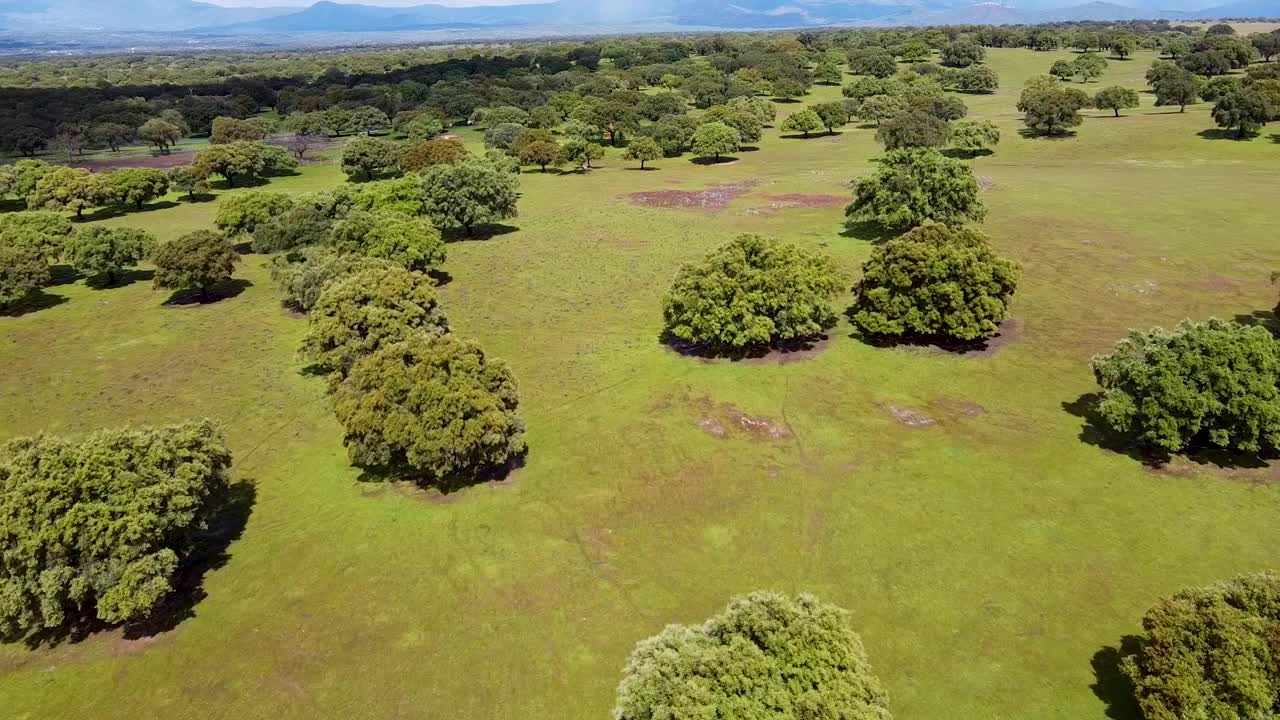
[151,230,240,301]
[103,168,170,211]
[813,102,852,133]
[270,248,392,313]
[28,166,102,221]
[1090,318,1280,454]
[167,167,209,201]
[941,40,984,68]
[1094,85,1140,116]
[1212,90,1271,138]
[662,234,844,351]
[1049,59,1077,82]
[284,132,324,161]
[1152,67,1201,111]
[814,61,844,85]
[329,210,446,272]
[250,204,335,254]
[215,191,295,237]
[1120,572,1280,720]
[65,226,155,286]
[300,266,449,376]
[947,119,1001,155]
[419,156,520,236]
[0,245,50,310]
[1018,82,1090,136]
[780,108,824,138]
[847,148,985,230]
[851,224,1020,342]
[1072,53,1108,82]
[330,332,526,486]
[1252,31,1280,62]
[518,140,563,172]
[0,420,230,641]
[948,65,999,93]
[622,137,662,169]
[138,118,182,154]
[340,136,402,182]
[691,121,741,160]
[510,128,554,158]
[876,110,949,149]
[615,592,892,720]
[561,137,605,170]
[1110,35,1138,59]
[401,138,467,171]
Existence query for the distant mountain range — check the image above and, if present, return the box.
[0,0,1276,35]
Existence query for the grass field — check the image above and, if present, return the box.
[2,47,1280,720]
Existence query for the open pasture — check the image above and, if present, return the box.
[2,46,1279,720]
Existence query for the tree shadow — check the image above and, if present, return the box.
[47,264,79,286]
[780,133,835,140]
[84,268,155,290]
[161,278,252,306]
[121,480,257,639]
[739,144,761,152]
[1197,128,1252,140]
[1269,133,1280,144]
[16,480,257,648]
[81,201,179,222]
[689,156,739,165]
[1061,392,1273,469]
[231,240,254,255]
[0,290,68,317]
[1235,309,1280,336]
[943,148,994,159]
[181,193,217,203]
[0,198,26,213]
[1017,128,1079,139]
[427,269,453,287]
[1090,641,1142,720]
[443,223,519,242]
[771,97,803,103]
[840,220,897,244]
[623,166,660,171]
[849,326,998,355]
[355,453,526,495]
[659,330,826,361]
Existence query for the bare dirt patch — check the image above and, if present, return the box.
[931,399,987,418]
[73,153,194,171]
[694,400,789,441]
[882,403,937,427]
[889,319,1022,358]
[1182,276,1240,294]
[977,176,1000,191]
[628,180,757,211]
[759,193,847,208]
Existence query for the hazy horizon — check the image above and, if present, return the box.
[202,0,548,7]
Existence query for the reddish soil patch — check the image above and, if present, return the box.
[882,403,936,428]
[628,180,757,211]
[696,417,729,438]
[1183,276,1240,294]
[759,193,847,208]
[896,319,1022,358]
[1143,462,1201,480]
[931,399,987,418]
[694,400,788,441]
[73,153,194,171]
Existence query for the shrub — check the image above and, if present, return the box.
[615,592,892,720]
[214,191,295,237]
[662,234,844,351]
[847,148,985,230]
[299,266,449,376]
[851,224,1020,342]
[151,230,239,301]
[0,420,231,640]
[0,245,49,309]
[948,119,1001,154]
[270,247,392,313]
[330,333,525,486]
[65,226,156,286]
[328,210,446,273]
[1090,319,1280,454]
[0,210,73,262]
[1120,573,1280,720]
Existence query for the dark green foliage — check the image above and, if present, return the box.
[847,148,985,230]
[0,245,49,309]
[340,136,403,182]
[947,119,1001,154]
[851,223,1020,342]
[813,101,852,132]
[328,210,446,272]
[849,48,898,78]
[0,211,73,262]
[875,110,949,149]
[518,140,563,172]
[1212,90,1271,138]
[614,592,892,720]
[946,66,999,93]
[138,118,183,154]
[330,333,525,485]
[192,141,297,187]
[662,234,844,351]
[1094,85,1141,116]
[780,108,824,137]
[151,230,239,300]
[270,247,392,313]
[1152,66,1201,111]
[102,168,170,211]
[65,226,155,286]
[1120,573,1280,720]
[300,266,449,376]
[419,156,520,236]
[941,40,985,68]
[691,121,741,157]
[1017,81,1090,136]
[1090,319,1280,454]
[250,204,335,254]
[621,137,662,169]
[168,166,210,201]
[214,191,295,237]
[0,420,231,640]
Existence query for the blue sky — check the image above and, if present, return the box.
[205,0,532,6]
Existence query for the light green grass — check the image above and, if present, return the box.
[2,48,1280,720]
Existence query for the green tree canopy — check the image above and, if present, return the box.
[851,223,1020,342]
[1017,80,1091,136]
[340,136,404,182]
[847,148,986,230]
[250,203,336,254]
[215,191,295,237]
[1094,85,1141,116]
[65,226,155,286]
[0,245,50,310]
[328,210,446,272]
[622,136,663,169]
[138,118,183,154]
[662,234,844,351]
[270,247,393,313]
[780,108,825,137]
[941,40,985,68]
[1090,318,1280,454]
[151,230,240,301]
[102,168,170,211]
[813,101,852,133]
[947,119,1001,155]
[690,121,741,159]
[875,110,949,149]
[419,156,520,236]
[0,420,231,640]
[300,266,449,376]
[401,138,467,172]
[330,332,526,487]
[1212,89,1271,138]
[0,211,73,262]
[1120,573,1280,720]
[615,592,892,720]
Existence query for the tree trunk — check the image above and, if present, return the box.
[1113,108,1120,117]
[640,159,646,169]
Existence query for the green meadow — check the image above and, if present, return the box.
[2,46,1279,720]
